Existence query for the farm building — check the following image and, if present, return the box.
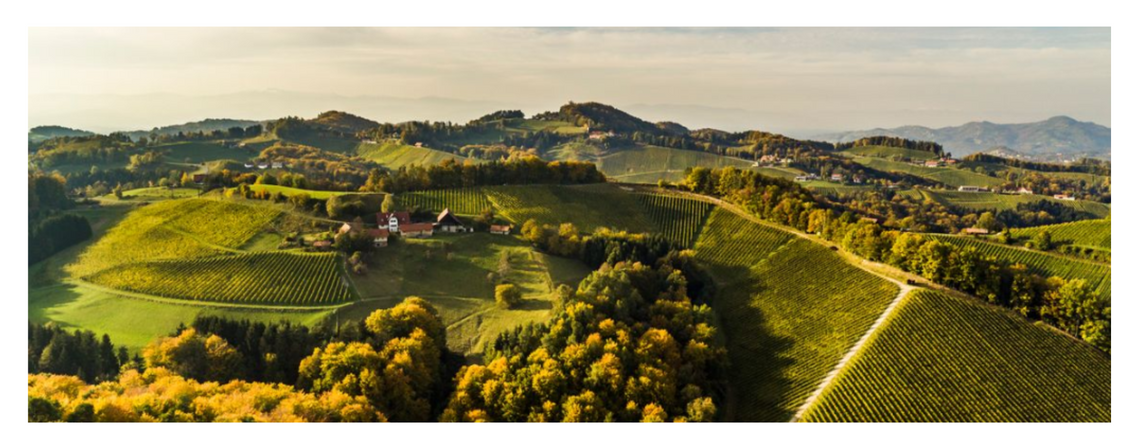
[1054,194,1075,201]
[1017,187,1034,195]
[435,208,471,233]
[958,186,988,192]
[401,222,434,238]
[490,224,512,235]
[377,211,412,232]
[312,240,332,251]
[924,160,943,167]
[368,229,390,247]
[962,227,990,236]
[830,173,845,182]
[338,218,365,235]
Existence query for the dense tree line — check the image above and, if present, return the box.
[29,214,92,264]
[30,134,136,168]
[835,136,945,155]
[28,323,128,383]
[29,171,71,219]
[363,156,605,194]
[963,153,1111,176]
[256,143,377,189]
[443,258,725,422]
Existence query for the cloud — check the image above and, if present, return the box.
[28,27,1110,132]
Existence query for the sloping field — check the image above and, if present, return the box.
[1011,219,1111,251]
[930,235,1111,299]
[854,157,1004,188]
[921,189,1111,218]
[66,199,281,277]
[248,184,373,199]
[694,209,899,421]
[483,184,655,234]
[597,144,757,183]
[635,193,714,248]
[401,188,492,215]
[356,141,472,168]
[156,141,250,163]
[86,251,354,306]
[803,290,1110,422]
[841,145,940,161]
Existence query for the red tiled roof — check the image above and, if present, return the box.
[377,211,411,225]
[402,222,434,233]
[368,229,390,239]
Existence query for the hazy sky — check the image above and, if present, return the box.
[28,27,1110,135]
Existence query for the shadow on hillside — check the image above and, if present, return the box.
[712,266,797,422]
[512,297,553,312]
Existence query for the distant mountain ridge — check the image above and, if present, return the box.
[122,118,262,140]
[816,116,1110,160]
[28,125,94,143]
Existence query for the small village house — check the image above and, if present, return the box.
[1054,194,1075,201]
[401,222,434,238]
[924,160,943,168]
[1017,187,1034,195]
[830,173,844,182]
[490,224,512,235]
[368,228,390,247]
[312,240,332,251]
[435,208,471,233]
[962,227,990,236]
[377,211,412,233]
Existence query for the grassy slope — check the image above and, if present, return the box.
[345,233,590,358]
[596,144,765,183]
[921,189,1111,218]
[248,184,378,199]
[694,209,899,421]
[854,157,1005,188]
[483,184,656,234]
[356,141,471,168]
[803,290,1110,422]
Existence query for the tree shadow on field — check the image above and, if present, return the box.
[712,265,797,422]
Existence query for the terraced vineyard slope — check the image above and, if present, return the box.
[635,193,713,247]
[483,184,655,234]
[854,157,1004,188]
[921,189,1112,218]
[1011,219,1111,251]
[930,235,1111,299]
[87,251,354,306]
[401,188,492,215]
[803,290,1111,422]
[694,208,899,421]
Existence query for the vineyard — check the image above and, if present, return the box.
[595,144,757,183]
[693,209,899,421]
[635,193,713,247]
[483,185,655,234]
[854,157,1005,188]
[66,199,281,277]
[86,251,354,306]
[802,290,1111,422]
[840,145,939,161]
[930,235,1111,299]
[401,188,492,215]
[1011,219,1111,251]
[693,208,795,279]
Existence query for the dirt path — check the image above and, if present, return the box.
[789,282,916,422]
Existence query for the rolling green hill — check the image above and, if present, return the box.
[356,141,473,168]
[928,234,1111,299]
[854,157,1005,188]
[154,141,252,163]
[596,144,778,183]
[803,290,1110,422]
[840,145,940,161]
[484,184,656,234]
[920,189,1111,217]
[694,209,900,421]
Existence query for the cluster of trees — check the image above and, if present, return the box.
[470,110,524,124]
[442,259,725,422]
[28,369,382,422]
[1004,171,1111,203]
[835,136,945,155]
[30,298,453,422]
[457,144,537,161]
[29,323,129,383]
[824,223,1110,352]
[362,156,605,194]
[963,153,1111,176]
[993,199,1100,228]
[790,156,938,187]
[30,134,135,168]
[29,172,71,219]
[29,214,92,264]
[138,125,261,145]
[256,143,377,190]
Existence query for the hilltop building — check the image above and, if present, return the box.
[435,208,471,233]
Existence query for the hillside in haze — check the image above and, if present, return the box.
[816,116,1108,159]
[816,116,1111,160]
[122,118,262,140]
[28,125,93,143]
